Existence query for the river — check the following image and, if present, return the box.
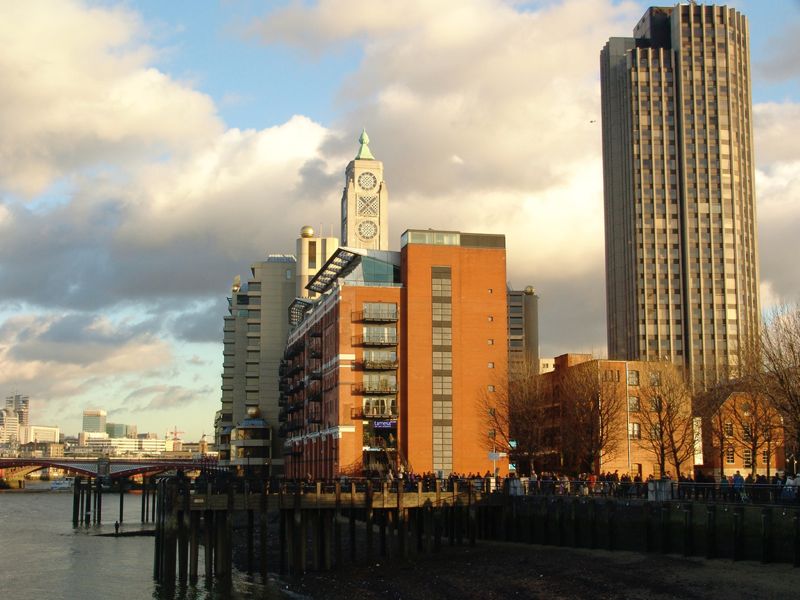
[0,482,292,600]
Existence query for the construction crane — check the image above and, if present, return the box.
[167,426,185,441]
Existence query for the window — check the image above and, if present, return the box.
[604,369,620,382]
[650,397,663,412]
[488,385,496,392]
[649,371,662,386]
[487,315,494,322]
[628,397,640,412]
[628,370,640,386]
[285,269,293,280]
[308,241,317,269]
[488,288,493,294]
[725,447,735,464]
[488,362,495,369]
[432,302,451,321]
[723,422,733,437]
[433,376,452,395]
[742,423,752,441]
[432,351,452,371]
[487,339,494,345]
[650,424,662,441]
[628,423,641,439]
[743,449,752,468]
[432,327,452,345]
[432,278,452,297]
[762,450,770,465]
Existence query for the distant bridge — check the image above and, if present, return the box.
[0,456,216,479]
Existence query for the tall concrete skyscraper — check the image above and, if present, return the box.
[601,4,759,386]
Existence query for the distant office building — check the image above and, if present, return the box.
[106,423,131,438]
[19,425,59,444]
[5,394,29,427]
[280,229,509,479]
[507,286,539,375]
[0,407,20,443]
[217,228,337,476]
[82,409,107,433]
[601,5,759,386]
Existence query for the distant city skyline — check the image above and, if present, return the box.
[0,1,798,440]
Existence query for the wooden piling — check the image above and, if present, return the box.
[189,511,200,584]
[141,479,147,523]
[397,482,407,559]
[733,506,744,561]
[349,483,357,563]
[259,487,268,582]
[761,507,772,564]
[705,505,716,559]
[365,481,374,561]
[118,478,125,524]
[683,505,693,556]
[204,511,214,582]
[72,476,81,526]
[85,478,92,525]
[334,483,342,567]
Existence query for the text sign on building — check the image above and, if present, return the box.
[374,420,396,429]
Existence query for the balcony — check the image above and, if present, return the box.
[354,307,399,322]
[307,390,323,403]
[351,407,398,420]
[309,369,322,381]
[310,329,322,338]
[361,359,399,370]
[353,382,397,394]
[309,348,322,359]
[354,334,398,346]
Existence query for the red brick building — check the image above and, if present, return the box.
[279,230,508,479]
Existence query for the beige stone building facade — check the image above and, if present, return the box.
[601,4,760,387]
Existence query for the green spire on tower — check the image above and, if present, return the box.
[355,129,375,160]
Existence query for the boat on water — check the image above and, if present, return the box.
[50,477,74,491]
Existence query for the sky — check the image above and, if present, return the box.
[1,0,798,440]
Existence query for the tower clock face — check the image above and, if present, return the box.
[358,172,378,191]
[357,220,378,240]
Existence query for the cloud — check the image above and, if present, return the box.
[0,0,223,197]
[756,16,800,82]
[124,384,209,411]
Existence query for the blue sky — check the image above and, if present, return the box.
[1,0,799,440]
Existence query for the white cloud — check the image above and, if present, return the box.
[0,0,223,197]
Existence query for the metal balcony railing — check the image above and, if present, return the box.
[351,407,398,419]
[353,382,397,394]
[354,307,399,322]
[361,359,399,370]
[354,334,398,346]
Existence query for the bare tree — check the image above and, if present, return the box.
[760,304,800,466]
[727,391,783,478]
[482,358,551,474]
[637,362,695,477]
[694,381,736,481]
[558,361,625,475]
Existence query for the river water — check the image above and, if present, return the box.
[0,482,292,600]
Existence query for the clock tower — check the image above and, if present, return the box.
[341,130,388,251]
